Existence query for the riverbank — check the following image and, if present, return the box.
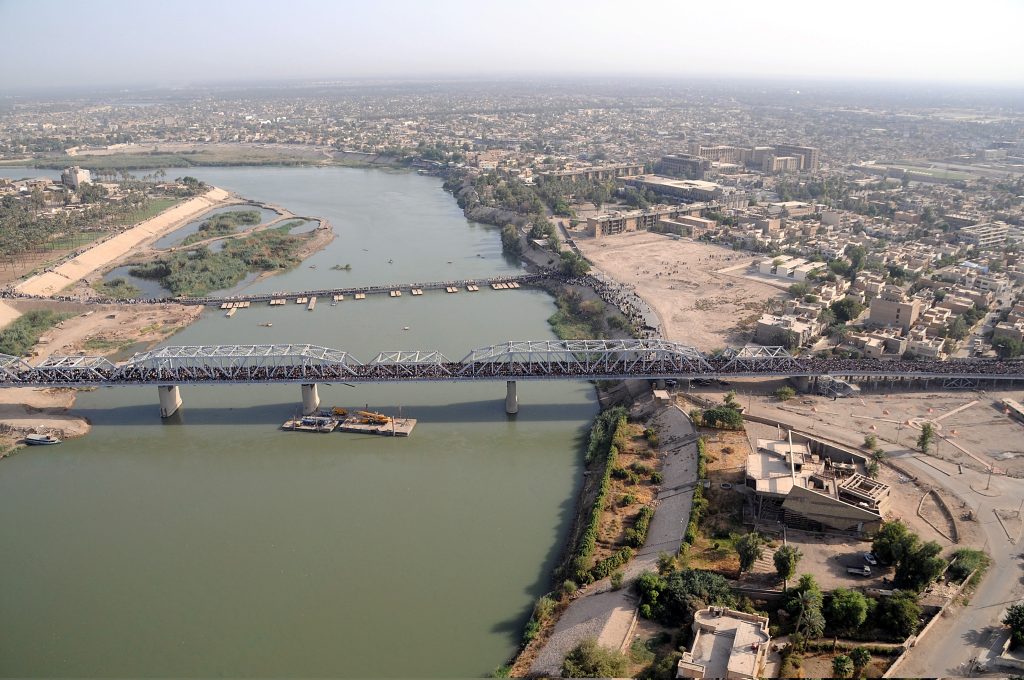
[14,187,233,297]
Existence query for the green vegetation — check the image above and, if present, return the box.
[683,438,709,544]
[787,574,826,639]
[500,224,522,257]
[179,209,261,246]
[522,595,558,645]
[561,638,629,678]
[559,250,590,277]
[0,310,74,356]
[91,277,142,300]
[625,505,655,548]
[735,532,766,573]
[109,197,181,226]
[832,654,853,679]
[826,588,870,635]
[871,520,947,591]
[775,386,796,401]
[917,422,936,453]
[548,289,607,340]
[863,433,878,449]
[567,407,628,584]
[830,297,866,323]
[773,545,803,587]
[850,647,872,677]
[635,568,735,625]
[1004,603,1024,649]
[877,592,922,639]
[129,225,308,297]
[947,547,991,584]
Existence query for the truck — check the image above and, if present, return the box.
[847,565,872,577]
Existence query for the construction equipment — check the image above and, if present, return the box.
[332,407,348,416]
[356,410,391,425]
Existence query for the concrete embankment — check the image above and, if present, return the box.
[15,187,231,297]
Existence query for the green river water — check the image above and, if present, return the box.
[0,167,596,677]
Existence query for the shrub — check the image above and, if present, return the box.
[630,461,653,476]
[562,580,578,597]
[0,310,74,357]
[620,493,638,507]
[947,548,991,584]
[863,434,878,449]
[610,571,624,590]
[592,547,634,580]
[625,506,655,548]
[650,470,664,484]
[562,638,629,677]
[775,386,796,401]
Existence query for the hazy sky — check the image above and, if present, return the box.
[1,0,1022,90]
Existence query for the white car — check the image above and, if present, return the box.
[864,552,878,566]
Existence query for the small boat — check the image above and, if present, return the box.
[260,322,273,327]
[402,326,410,331]
[387,259,393,264]
[331,301,338,307]
[25,434,60,446]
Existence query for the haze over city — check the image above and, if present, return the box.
[1,0,1023,90]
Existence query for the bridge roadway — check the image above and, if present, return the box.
[2,340,1022,417]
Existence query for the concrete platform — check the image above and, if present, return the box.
[337,417,416,437]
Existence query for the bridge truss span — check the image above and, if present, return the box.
[115,344,364,383]
[368,351,456,379]
[458,339,713,379]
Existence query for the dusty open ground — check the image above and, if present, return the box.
[574,231,785,350]
[15,187,231,296]
[0,302,202,451]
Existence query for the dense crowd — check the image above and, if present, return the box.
[565,273,663,339]
[4,353,1023,386]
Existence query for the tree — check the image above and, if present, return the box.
[917,422,935,453]
[829,323,850,348]
[846,244,868,271]
[736,533,766,574]
[789,281,811,298]
[894,539,947,591]
[866,460,880,479]
[1004,603,1024,649]
[850,647,872,676]
[561,638,629,678]
[775,386,796,401]
[789,575,826,639]
[878,592,921,639]
[826,588,869,634]
[830,298,865,323]
[773,545,802,589]
[559,250,590,277]
[872,520,912,565]
[832,654,854,679]
[863,434,877,449]
[723,390,740,409]
[701,406,743,429]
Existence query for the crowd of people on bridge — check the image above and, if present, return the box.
[5,352,1022,387]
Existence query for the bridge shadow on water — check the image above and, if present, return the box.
[78,398,597,427]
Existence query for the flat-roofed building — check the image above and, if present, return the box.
[746,437,888,533]
[586,206,677,238]
[677,607,771,680]
[773,144,821,172]
[869,285,921,332]
[959,222,1009,249]
[657,154,712,180]
[620,175,748,208]
[656,215,716,238]
[688,143,744,164]
[540,163,643,182]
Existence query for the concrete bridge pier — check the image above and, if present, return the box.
[505,380,518,415]
[158,385,182,418]
[301,383,320,415]
[793,376,811,393]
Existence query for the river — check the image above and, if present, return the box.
[0,167,596,676]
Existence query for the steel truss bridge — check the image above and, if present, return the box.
[3,340,1023,388]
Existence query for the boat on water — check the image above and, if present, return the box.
[25,433,61,446]
[260,322,273,327]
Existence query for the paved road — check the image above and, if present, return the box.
[740,396,1024,677]
[529,401,698,675]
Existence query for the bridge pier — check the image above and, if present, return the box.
[301,383,320,415]
[793,376,811,393]
[158,385,182,418]
[505,380,518,415]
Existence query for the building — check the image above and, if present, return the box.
[656,154,712,180]
[61,166,91,190]
[656,215,716,238]
[541,163,644,182]
[688,143,744,164]
[754,314,817,348]
[620,175,748,208]
[676,607,771,680]
[959,222,1009,249]
[773,144,821,172]
[869,286,921,332]
[746,436,889,533]
[586,206,676,238]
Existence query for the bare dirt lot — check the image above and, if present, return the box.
[574,231,786,350]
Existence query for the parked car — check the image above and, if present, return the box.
[864,552,878,566]
[848,565,872,577]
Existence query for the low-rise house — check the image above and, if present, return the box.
[677,607,771,680]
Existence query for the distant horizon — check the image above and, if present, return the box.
[1,0,1022,93]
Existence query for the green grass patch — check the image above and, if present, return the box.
[179,209,261,246]
[108,197,182,226]
[0,310,75,357]
[92,277,142,300]
[128,225,309,297]
[547,291,606,340]
[82,337,133,351]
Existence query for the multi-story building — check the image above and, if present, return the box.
[619,175,748,208]
[773,144,821,172]
[677,608,772,680]
[959,222,1009,249]
[540,163,643,182]
[655,154,712,180]
[687,143,743,164]
[60,166,91,190]
[869,285,921,332]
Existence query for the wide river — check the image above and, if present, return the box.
[0,167,596,676]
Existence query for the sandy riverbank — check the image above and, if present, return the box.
[14,187,231,297]
[574,231,785,350]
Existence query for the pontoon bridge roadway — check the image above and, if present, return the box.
[2,341,1022,418]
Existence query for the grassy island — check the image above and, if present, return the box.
[179,209,261,246]
[129,225,308,297]
[92,277,143,300]
[0,310,75,357]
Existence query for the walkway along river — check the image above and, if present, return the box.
[0,166,597,676]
